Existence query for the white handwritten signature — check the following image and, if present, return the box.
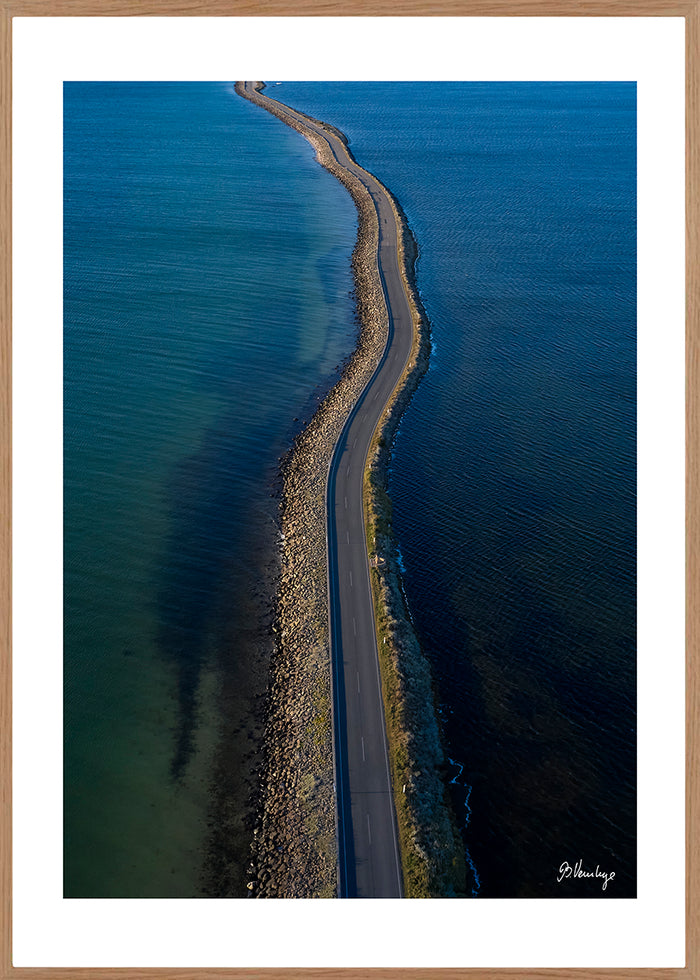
[557,860,615,891]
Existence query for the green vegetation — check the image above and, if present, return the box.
[311,686,330,750]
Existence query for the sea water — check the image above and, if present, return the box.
[278,81,636,897]
[64,82,358,896]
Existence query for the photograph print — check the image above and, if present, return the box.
[64,78,636,899]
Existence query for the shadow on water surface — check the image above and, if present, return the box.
[156,409,260,780]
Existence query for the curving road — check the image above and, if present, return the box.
[241,82,415,898]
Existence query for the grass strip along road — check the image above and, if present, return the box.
[240,81,416,898]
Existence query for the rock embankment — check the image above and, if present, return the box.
[237,80,389,898]
[236,81,466,899]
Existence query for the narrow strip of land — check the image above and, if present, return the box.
[239,81,416,898]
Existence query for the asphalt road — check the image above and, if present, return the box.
[242,82,414,898]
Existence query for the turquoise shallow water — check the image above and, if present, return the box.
[64,82,357,896]
[279,81,636,897]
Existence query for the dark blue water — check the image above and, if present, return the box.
[278,82,636,897]
[63,82,358,896]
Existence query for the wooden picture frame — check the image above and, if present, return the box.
[1,2,696,977]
